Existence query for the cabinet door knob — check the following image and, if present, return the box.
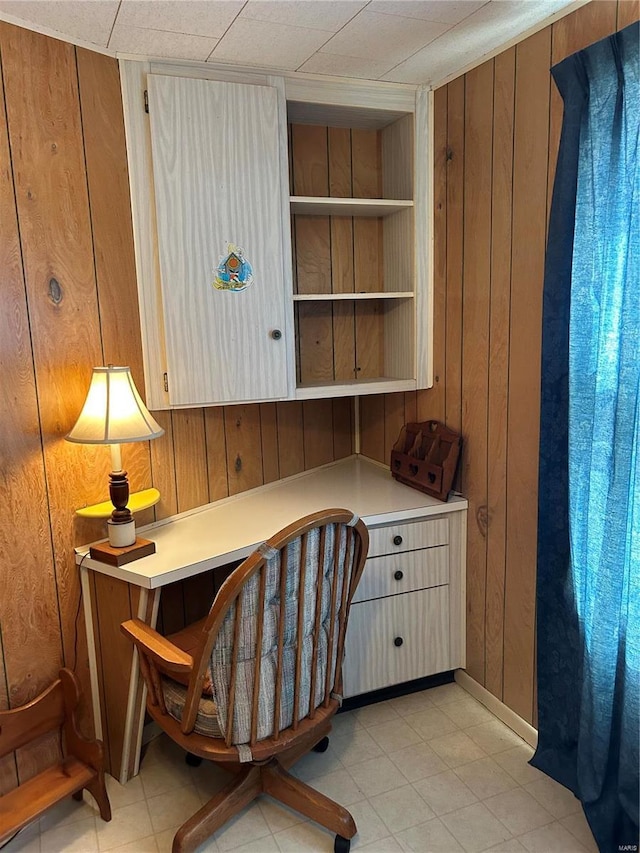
[271,329,282,340]
[394,570,404,581]
[393,535,403,546]
[394,636,404,647]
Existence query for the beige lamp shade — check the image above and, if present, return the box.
[66,366,164,445]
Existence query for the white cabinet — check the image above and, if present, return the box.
[121,61,432,409]
[343,514,465,699]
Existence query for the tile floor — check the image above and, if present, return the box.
[4,682,598,853]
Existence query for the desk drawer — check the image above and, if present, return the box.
[368,517,449,557]
[352,546,449,603]
[343,586,450,698]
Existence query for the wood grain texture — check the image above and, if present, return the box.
[461,59,493,685]
[260,403,280,485]
[205,408,230,502]
[172,409,210,512]
[485,48,515,701]
[224,405,264,497]
[503,28,551,723]
[276,402,305,478]
[302,400,334,469]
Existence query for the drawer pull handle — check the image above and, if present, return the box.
[394,570,404,581]
[393,535,403,546]
[394,637,404,647]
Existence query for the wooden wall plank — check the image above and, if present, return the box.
[260,403,280,485]
[149,411,178,520]
[445,76,465,434]
[172,409,210,511]
[1,24,103,748]
[332,398,353,460]
[359,395,385,464]
[485,48,516,700]
[276,402,304,478]
[503,27,551,723]
[204,408,229,502]
[224,404,264,497]
[617,0,639,28]
[461,59,494,685]
[303,400,335,469]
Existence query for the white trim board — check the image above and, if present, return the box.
[455,669,538,749]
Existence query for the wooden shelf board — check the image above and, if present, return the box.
[76,488,161,519]
[290,196,413,217]
[295,378,416,401]
[293,291,414,302]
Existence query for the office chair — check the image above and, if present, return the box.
[122,508,369,853]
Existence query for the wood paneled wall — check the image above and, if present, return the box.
[359,1,638,725]
[0,22,352,787]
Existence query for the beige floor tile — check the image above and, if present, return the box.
[388,741,448,783]
[368,785,434,834]
[108,835,158,852]
[484,788,554,837]
[404,707,459,741]
[258,797,307,833]
[348,755,408,798]
[146,785,202,834]
[428,731,487,769]
[523,776,581,819]
[274,820,335,851]
[141,736,188,768]
[454,757,520,799]
[139,752,195,799]
[332,711,364,738]
[153,826,182,853]
[367,719,423,755]
[358,837,403,851]
[191,761,231,801]
[353,701,402,729]
[560,812,599,853]
[484,840,527,852]
[290,742,344,782]
[230,835,280,852]
[388,690,435,718]
[518,821,589,852]
[96,801,154,851]
[348,799,390,847]
[330,727,385,768]
[492,746,546,786]
[440,802,512,853]
[412,770,477,816]
[312,768,368,806]
[214,801,272,851]
[2,824,40,853]
[464,721,526,756]
[40,816,99,853]
[440,698,496,729]
[38,795,98,832]
[395,816,465,852]
[423,683,467,707]
[105,775,146,811]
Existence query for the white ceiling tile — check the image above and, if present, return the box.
[240,0,367,32]
[210,17,333,71]
[0,0,118,47]
[318,9,449,66]
[116,0,244,39]
[383,0,576,84]
[109,21,218,60]
[299,51,395,79]
[368,1,487,25]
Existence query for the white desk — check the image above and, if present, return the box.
[77,455,467,782]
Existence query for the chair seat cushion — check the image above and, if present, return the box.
[161,678,223,738]
[166,619,214,696]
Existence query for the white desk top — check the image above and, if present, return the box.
[76,455,467,589]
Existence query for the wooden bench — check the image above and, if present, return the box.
[0,668,111,843]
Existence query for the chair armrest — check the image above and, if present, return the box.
[121,618,193,676]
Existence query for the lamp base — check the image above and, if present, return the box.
[89,537,156,567]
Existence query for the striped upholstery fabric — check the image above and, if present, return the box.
[210,522,356,748]
[161,678,222,737]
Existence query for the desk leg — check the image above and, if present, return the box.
[80,565,103,742]
[119,587,161,783]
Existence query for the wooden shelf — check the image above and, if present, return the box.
[293,291,414,302]
[76,488,161,519]
[290,196,413,217]
[296,378,416,400]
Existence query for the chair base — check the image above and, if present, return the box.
[172,758,356,853]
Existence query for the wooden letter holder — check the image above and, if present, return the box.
[390,420,462,501]
[0,668,111,843]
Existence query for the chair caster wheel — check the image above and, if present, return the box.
[334,835,350,853]
[313,736,330,753]
[185,752,202,767]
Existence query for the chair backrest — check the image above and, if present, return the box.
[182,508,368,755]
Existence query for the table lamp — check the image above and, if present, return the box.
[67,365,164,552]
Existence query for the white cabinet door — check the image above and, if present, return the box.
[147,74,290,405]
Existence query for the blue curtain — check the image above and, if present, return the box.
[533,21,639,853]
